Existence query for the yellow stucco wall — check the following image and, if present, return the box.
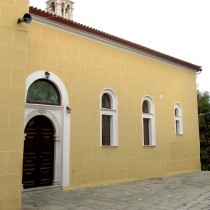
[0,0,28,209]
[27,21,200,189]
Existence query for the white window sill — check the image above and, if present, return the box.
[101,146,118,148]
[142,145,157,147]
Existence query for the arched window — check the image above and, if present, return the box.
[61,3,65,17]
[142,96,156,146]
[51,2,55,14]
[65,5,70,19]
[100,89,118,146]
[174,103,183,135]
[26,79,61,105]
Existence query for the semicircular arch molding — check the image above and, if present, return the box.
[25,110,61,139]
[26,71,69,106]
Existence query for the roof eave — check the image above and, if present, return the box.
[29,7,202,72]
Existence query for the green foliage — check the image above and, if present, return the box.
[197,91,210,170]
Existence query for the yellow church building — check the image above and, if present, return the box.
[0,0,201,209]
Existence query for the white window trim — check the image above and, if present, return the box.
[142,96,156,146]
[100,88,118,147]
[174,103,183,135]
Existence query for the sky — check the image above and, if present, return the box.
[29,0,210,92]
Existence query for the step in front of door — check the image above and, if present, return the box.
[22,184,62,193]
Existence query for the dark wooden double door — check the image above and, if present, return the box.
[22,115,55,189]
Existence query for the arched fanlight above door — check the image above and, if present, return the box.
[26,79,61,105]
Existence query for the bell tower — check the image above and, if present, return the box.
[46,0,74,20]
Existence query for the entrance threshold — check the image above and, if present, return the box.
[22,185,62,193]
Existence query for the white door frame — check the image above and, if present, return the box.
[24,71,70,187]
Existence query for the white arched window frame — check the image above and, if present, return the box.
[174,103,183,135]
[100,89,118,146]
[142,96,156,146]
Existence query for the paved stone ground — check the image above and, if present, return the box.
[22,171,210,210]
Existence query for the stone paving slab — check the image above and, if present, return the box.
[22,171,210,210]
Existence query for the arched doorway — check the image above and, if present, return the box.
[22,115,55,189]
[25,71,70,188]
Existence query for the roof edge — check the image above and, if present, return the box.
[29,7,202,72]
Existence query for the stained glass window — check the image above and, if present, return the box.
[26,80,60,105]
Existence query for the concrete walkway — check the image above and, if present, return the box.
[22,171,210,210]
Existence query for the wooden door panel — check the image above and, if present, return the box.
[40,135,54,151]
[22,132,38,188]
[39,166,53,186]
[22,168,37,188]
[24,133,37,152]
[22,115,54,189]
